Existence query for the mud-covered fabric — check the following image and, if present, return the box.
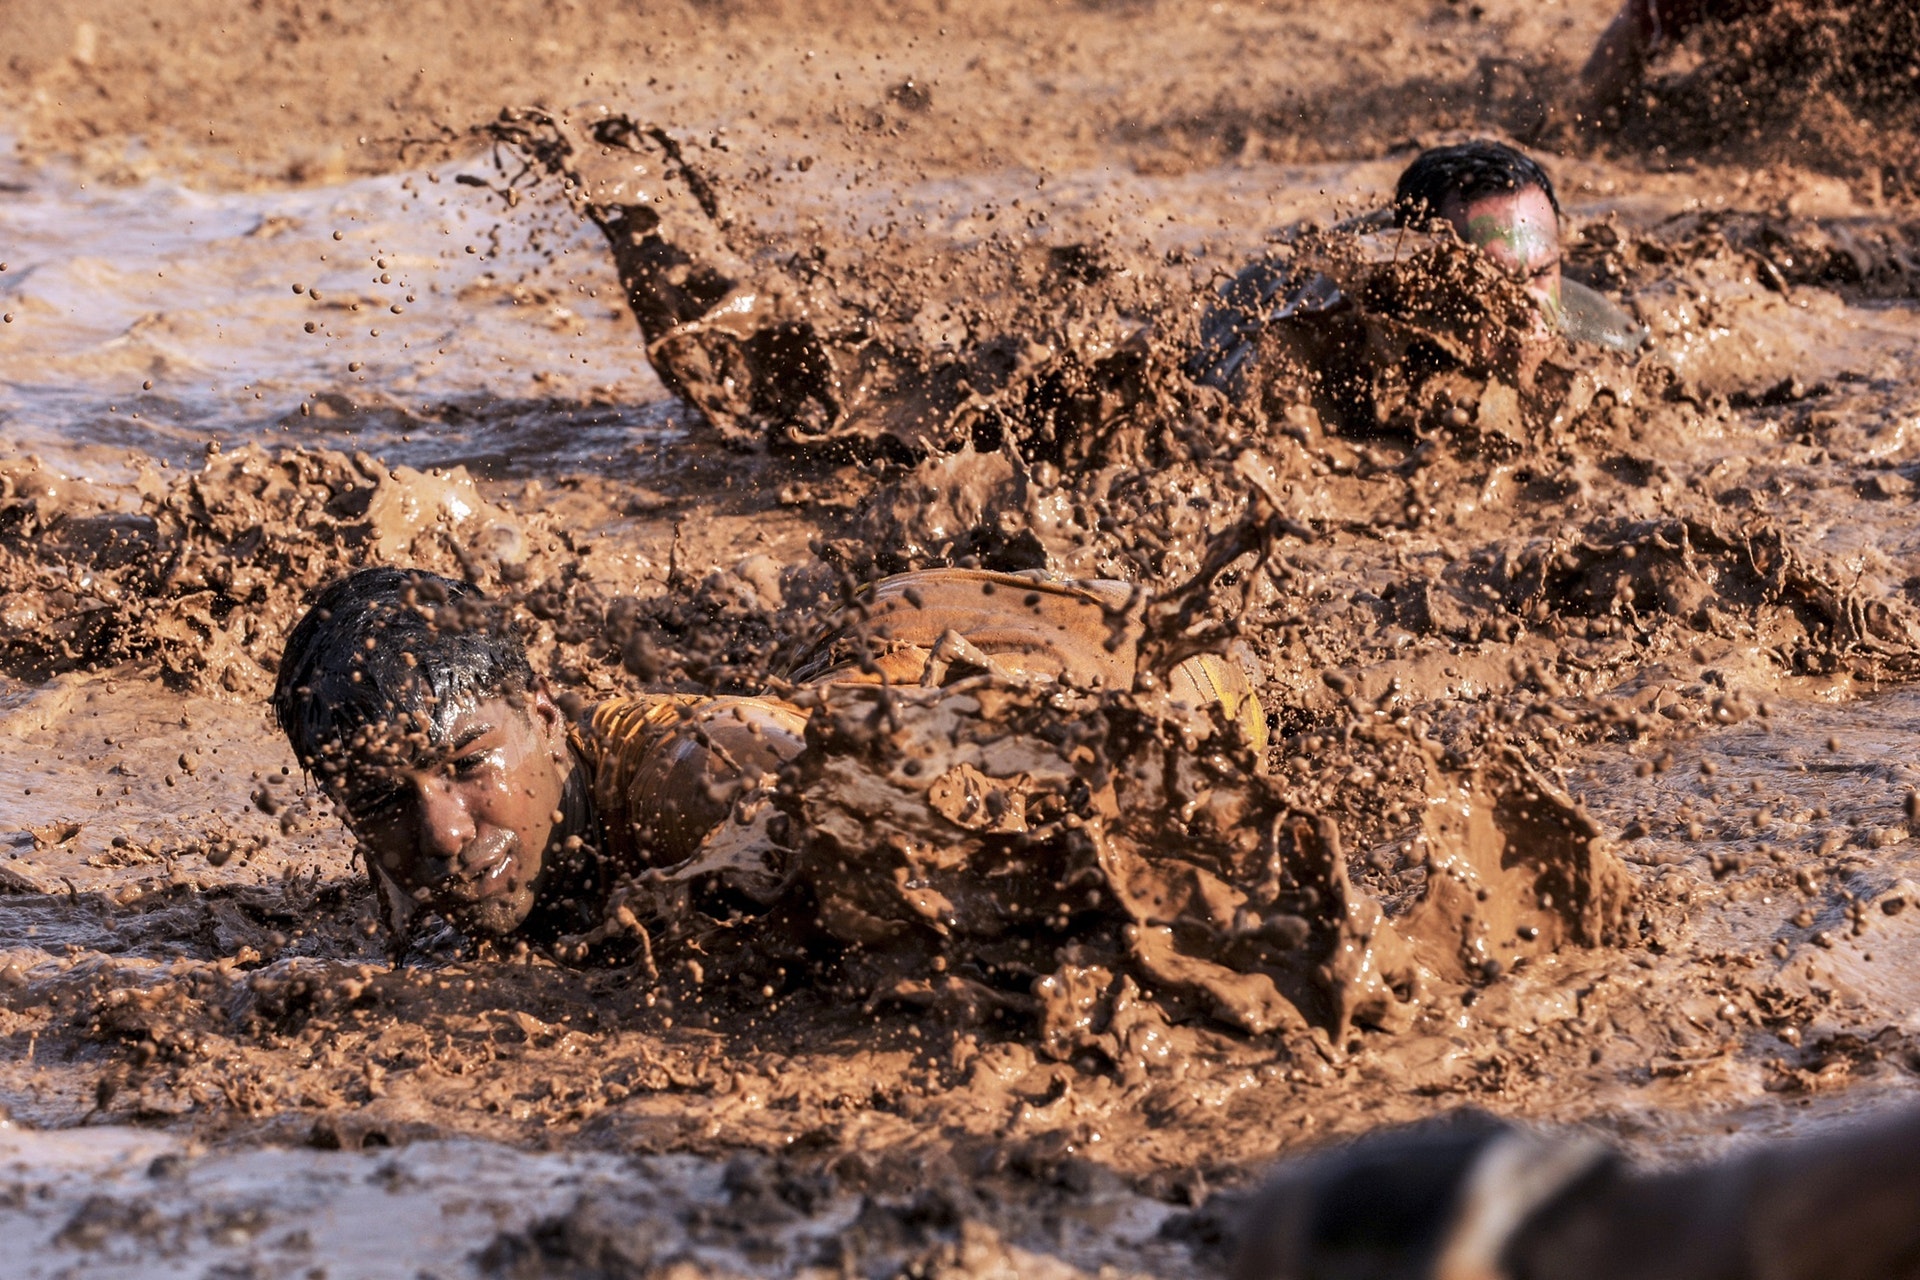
[581,694,809,873]
[790,567,1268,750]
[584,569,1270,875]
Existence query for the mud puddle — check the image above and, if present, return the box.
[0,132,675,482]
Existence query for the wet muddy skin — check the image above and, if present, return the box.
[4,1,1920,1276]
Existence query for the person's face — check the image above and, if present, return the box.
[327,689,572,936]
[1443,185,1563,322]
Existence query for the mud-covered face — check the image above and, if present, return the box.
[1444,185,1563,323]
[327,691,572,936]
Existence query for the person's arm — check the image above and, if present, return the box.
[1507,1107,1920,1279]
[1233,1107,1920,1280]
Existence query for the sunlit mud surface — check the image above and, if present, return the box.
[5,2,1920,1276]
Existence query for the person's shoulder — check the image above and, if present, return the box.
[580,694,697,759]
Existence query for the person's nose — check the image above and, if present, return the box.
[411,775,476,879]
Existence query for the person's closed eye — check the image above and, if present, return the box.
[450,749,496,779]
[349,780,406,819]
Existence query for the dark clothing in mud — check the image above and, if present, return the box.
[1234,1106,1920,1280]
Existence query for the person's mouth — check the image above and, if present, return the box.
[441,832,521,904]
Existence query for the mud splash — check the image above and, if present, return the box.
[660,675,1634,1054]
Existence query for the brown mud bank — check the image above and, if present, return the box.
[1604,0,1920,195]
[10,0,1920,204]
[1,0,1611,189]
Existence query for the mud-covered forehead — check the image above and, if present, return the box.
[272,567,531,771]
[1455,187,1561,273]
[292,656,481,776]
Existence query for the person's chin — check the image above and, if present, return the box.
[441,852,542,936]
[446,889,536,936]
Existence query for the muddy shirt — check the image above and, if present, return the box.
[788,567,1143,689]
[789,567,1266,747]
[579,693,809,873]
[1187,254,1342,399]
[580,568,1265,872]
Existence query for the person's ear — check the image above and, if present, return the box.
[528,683,568,750]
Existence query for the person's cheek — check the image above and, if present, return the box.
[462,766,526,852]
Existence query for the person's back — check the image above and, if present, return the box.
[583,567,1267,873]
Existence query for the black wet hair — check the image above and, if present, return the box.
[271,567,533,774]
[1393,140,1561,228]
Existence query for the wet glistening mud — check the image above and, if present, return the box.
[4,1,1920,1276]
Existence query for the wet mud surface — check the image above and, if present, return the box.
[5,1,1920,1276]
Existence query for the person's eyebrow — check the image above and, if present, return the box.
[447,721,495,754]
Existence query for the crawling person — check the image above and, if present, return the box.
[271,565,1263,952]
[1394,141,1571,329]
[488,117,1636,461]
[1191,139,1643,403]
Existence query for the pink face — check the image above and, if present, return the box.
[1442,185,1564,322]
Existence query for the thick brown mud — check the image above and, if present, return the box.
[1612,0,1920,195]
[4,2,1920,1277]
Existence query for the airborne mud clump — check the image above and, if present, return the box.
[4,1,1920,1275]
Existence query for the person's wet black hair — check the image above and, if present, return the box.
[1393,140,1561,228]
[271,566,533,777]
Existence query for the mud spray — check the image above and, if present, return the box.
[3,1,1920,1276]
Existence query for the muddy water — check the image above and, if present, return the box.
[0,133,684,484]
[5,2,1920,1276]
